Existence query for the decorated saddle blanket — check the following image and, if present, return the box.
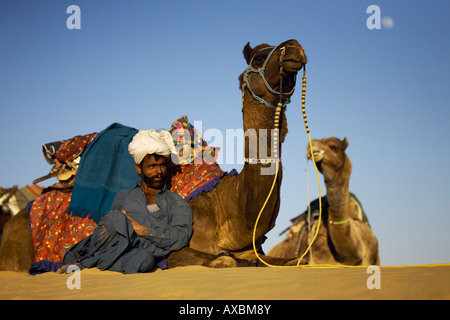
[283,193,370,241]
[167,115,238,200]
[167,162,237,201]
[42,133,98,165]
[29,188,98,273]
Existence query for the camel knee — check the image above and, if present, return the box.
[206,255,238,268]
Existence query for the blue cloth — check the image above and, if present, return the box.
[29,261,63,275]
[184,168,238,202]
[63,184,193,273]
[67,123,140,223]
[29,258,167,275]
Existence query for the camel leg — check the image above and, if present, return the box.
[253,254,303,266]
[0,208,35,272]
[167,247,257,269]
[166,247,300,268]
[232,248,302,267]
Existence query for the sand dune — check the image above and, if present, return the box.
[1,264,449,300]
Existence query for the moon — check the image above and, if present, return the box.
[382,16,394,29]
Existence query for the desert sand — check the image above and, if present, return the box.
[1,264,449,300]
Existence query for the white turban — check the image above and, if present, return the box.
[128,129,176,164]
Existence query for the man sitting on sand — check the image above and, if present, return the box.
[58,129,193,274]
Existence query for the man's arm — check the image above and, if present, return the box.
[122,211,148,237]
[112,189,150,237]
[145,193,193,252]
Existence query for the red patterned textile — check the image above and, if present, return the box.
[54,133,97,163]
[167,161,226,200]
[168,115,226,199]
[170,115,219,165]
[30,189,97,263]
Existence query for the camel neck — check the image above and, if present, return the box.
[326,182,350,211]
[241,89,287,160]
[236,89,287,238]
[324,159,353,219]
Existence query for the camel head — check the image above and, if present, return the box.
[306,137,351,183]
[239,39,307,108]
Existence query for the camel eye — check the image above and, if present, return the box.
[253,55,266,66]
[329,145,338,151]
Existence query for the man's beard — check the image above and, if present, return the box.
[141,173,166,190]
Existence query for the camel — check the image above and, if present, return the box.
[0,186,16,241]
[268,137,380,265]
[0,185,42,244]
[0,185,42,217]
[0,39,306,272]
[168,39,307,267]
[0,207,35,272]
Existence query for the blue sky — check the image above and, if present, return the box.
[1,0,449,266]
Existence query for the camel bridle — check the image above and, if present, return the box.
[242,44,295,109]
[243,45,294,164]
[243,44,307,164]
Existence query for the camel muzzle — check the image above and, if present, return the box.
[307,146,325,162]
[282,44,306,73]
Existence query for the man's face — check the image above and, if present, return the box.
[135,154,168,190]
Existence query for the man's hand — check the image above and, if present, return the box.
[122,210,149,237]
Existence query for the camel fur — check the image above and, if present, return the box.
[0,208,35,272]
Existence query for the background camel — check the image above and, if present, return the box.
[0,39,307,272]
[0,187,15,242]
[0,185,42,217]
[0,208,35,272]
[269,137,379,265]
[0,185,42,244]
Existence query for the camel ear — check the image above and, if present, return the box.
[342,137,349,150]
[243,42,253,64]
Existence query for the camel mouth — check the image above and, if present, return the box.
[306,147,325,162]
[283,60,303,73]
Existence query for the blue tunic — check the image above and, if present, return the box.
[63,182,193,273]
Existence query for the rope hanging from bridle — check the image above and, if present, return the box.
[247,44,323,268]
